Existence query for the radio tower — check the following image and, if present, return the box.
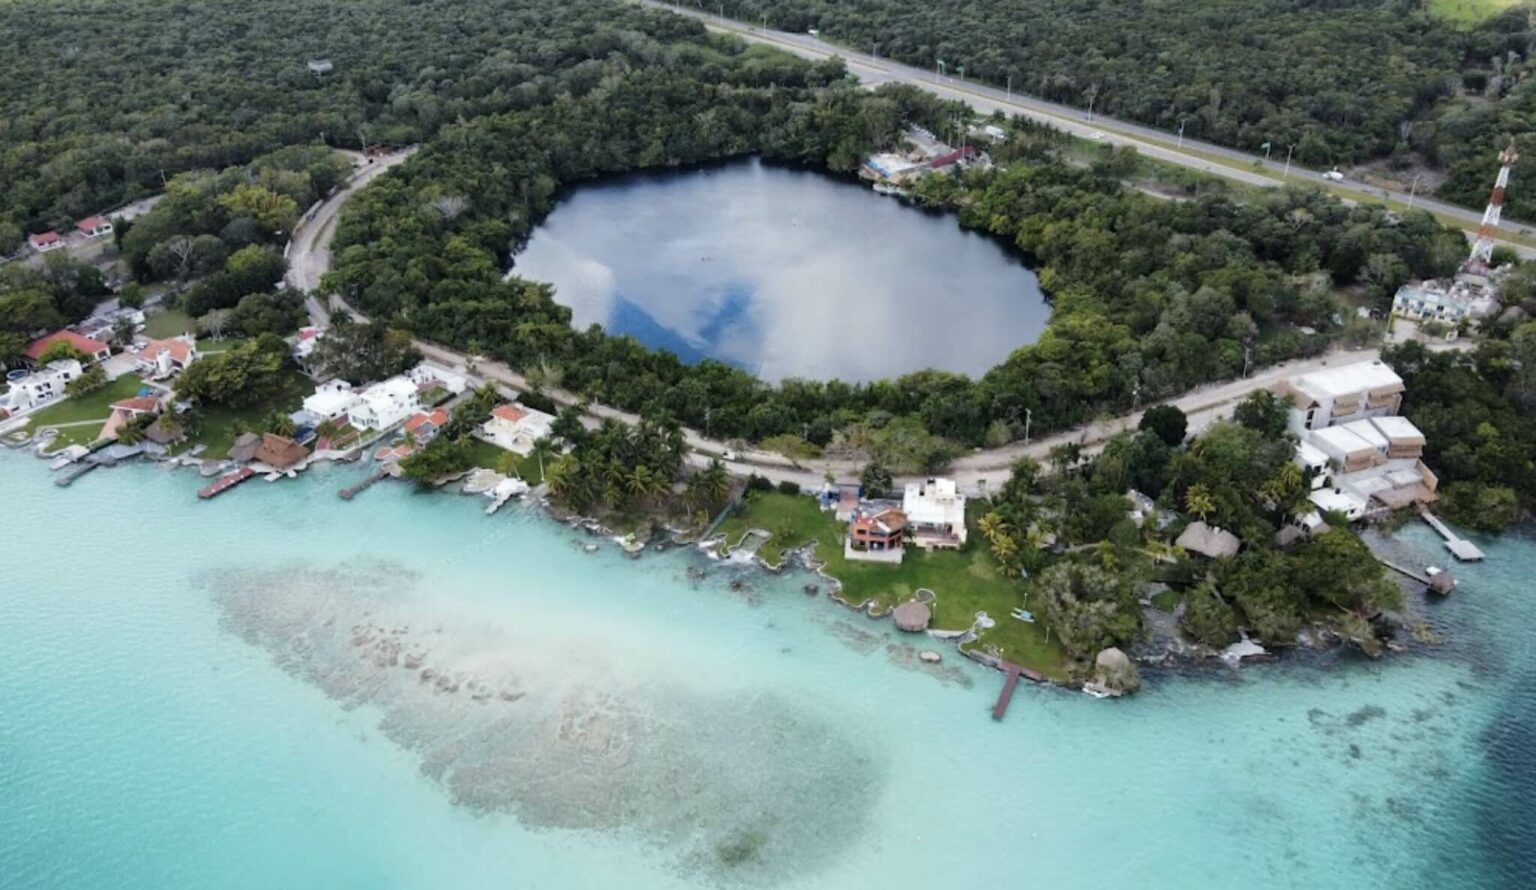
[1468,143,1518,267]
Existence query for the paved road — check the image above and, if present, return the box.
[286,148,419,311]
[639,1,1534,257]
[283,101,1470,498]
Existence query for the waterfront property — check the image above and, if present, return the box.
[254,433,308,470]
[903,477,968,549]
[302,379,360,421]
[348,377,419,431]
[0,359,84,416]
[98,393,164,441]
[479,403,555,456]
[845,507,907,564]
[1278,361,1439,520]
[403,408,450,443]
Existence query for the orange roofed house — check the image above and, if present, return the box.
[25,330,112,365]
[845,507,907,564]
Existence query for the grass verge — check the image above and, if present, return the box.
[715,492,1067,678]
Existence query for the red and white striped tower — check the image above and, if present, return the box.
[1469,143,1518,266]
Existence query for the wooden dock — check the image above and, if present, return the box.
[199,466,255,499]
[1418,506,1484,562]
[992,663,1023,721]
[54,462,100,487]
[339,469,388,500]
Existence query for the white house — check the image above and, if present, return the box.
[1392,279,1498,326]
[407,361,468,396]
[0,359,83,415]
[301,379,360,421]
[1299,416,1438,519]
[479,403,555,456]
[292,326,325,369]
[348,377,420,431]
[902,477,968,549]
[28,231,64,253]
[134,336,198,379]
[1273,361,1405,435]
[76,216,114,239]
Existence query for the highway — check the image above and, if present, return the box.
[639,1,1534,256]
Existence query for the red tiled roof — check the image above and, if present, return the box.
[403,407,449,433]
[25,330,110,361]
[138,337,195,365]
[930,145,977,169]
[76,216,110,232]
[29,231,62,247]
[111,395,161,414]
[491,404,528,423]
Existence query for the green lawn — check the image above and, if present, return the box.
[177,370,311,459]
[715,492,1067,678]
[1428,0,1521,24]
[195,336,246,356]
[143,307,194,339]
[23,375,154,450]
[465,437,546,483]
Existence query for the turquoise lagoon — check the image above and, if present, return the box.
[1,452,1530,889]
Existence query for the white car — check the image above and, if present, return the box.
[1322,169,1345,181]
[1088,130,1105,141]
[722,450,739,462]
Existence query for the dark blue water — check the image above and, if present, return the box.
[511,157,1049,382]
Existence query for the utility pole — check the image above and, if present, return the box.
[1283,144,1295,180]
[1407,173,1423,211]
[1006,74,1012,102]
[1023,408,1032,446]
[1177,118,1187,149]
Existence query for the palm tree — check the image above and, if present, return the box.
[977,511,1011,548]
[527,437,555,483]
[698,458,730,506]
[627,464,655,501]
[267,412,297,438]
[544,455,575,499]
[315,418,341,448]
[1184,483,1217,522]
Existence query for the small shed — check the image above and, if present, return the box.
[1176,521,1241,559]
[892,600,932,632]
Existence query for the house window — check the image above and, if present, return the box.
[1304,408,1316,430]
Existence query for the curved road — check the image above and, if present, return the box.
[288,159,1465,497]
[639,1,1534,258]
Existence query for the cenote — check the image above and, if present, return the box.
[511,157,1049,382]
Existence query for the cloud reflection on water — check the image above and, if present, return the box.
[512,158,1049,382]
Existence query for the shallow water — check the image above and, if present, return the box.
[511,157,1049,382]
[2,454,1530,889]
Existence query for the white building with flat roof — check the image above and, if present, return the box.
[1275,360,1405,434]
[407,361,468,396]
[902,477,967,549]
[1,360,83,415]
[348,377,420,430]
[302,379,359,421]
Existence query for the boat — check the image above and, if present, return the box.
[872,182,909,197]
